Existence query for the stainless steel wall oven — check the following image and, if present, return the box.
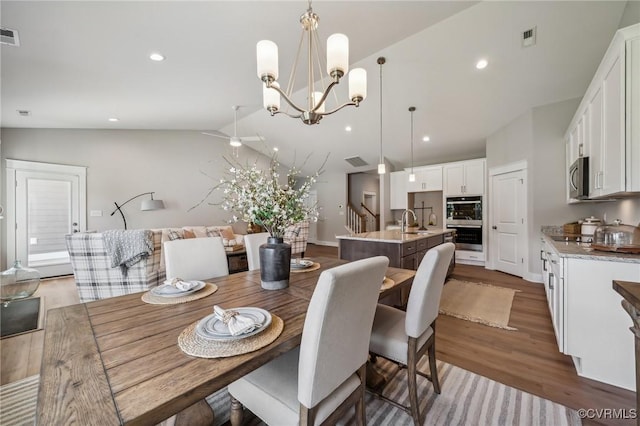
[446,196,483,252]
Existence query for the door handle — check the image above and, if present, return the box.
[492,226,497,230]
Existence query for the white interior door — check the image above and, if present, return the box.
[490,169,526,277]
[6,160,86,277]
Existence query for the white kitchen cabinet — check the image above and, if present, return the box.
[566,23,640,201]
[444,158,485,196]
[389,170,408,210]
[565,258,638,391]
[406,165,443,192]
[540,236,638,391]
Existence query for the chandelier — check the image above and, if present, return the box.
[256,1,367,125]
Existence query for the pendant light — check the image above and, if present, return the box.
[377,57,386,174]
[408,106,416,182]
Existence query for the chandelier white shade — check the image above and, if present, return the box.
[255,2,366,125]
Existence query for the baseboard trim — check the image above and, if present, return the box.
[525,272,543,283]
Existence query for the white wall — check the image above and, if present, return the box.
[0,128,277,268]
[348,172,379,212]
[487,98,597,278]
[313,171,348,245]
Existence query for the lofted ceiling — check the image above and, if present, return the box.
[0,1,632,174]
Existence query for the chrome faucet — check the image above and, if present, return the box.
[401,209,417,233]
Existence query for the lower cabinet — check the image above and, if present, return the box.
[540,237,638,391]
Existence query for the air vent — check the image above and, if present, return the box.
[522,26,536,48]
[344,156,369,167]
[1,28,20,46]
[17,110,30,117]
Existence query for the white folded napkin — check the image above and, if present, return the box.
[161,278,199,292]
[213,305,261,336]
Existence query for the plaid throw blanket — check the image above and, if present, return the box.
[103,230,153,275]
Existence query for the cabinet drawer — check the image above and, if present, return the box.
[417,239,427,250]
[426,235,444,249]
[402,243,416,256]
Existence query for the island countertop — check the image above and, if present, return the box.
[337,228,453,244]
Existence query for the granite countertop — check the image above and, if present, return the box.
[541,232,640,264]
[337,229,452,244]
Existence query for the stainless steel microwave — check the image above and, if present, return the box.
[569,157,589,199]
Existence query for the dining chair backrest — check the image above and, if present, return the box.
[163,237,229,281]
[297,256,389,409]
[405,242,455,339]
[243,232,269,271]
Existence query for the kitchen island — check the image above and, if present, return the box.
[337,229,455,272]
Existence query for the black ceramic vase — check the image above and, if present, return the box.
[259,237,291,290]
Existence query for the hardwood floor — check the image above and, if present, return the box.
[1,243,635,425]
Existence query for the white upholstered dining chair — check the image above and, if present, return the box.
[163,236,229,280]
[227,256,389,426]
[243,232,269,271]
[368,242,455,425]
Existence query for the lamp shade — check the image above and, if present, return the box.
[348,68,367,101]
[312,91,325,113]
[256,40,278,80]
[326,33,348,76]
[263,82,281,111]
[141,199,165,211]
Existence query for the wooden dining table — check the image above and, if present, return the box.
[36,256,415,425]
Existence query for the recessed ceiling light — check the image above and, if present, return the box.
[108,117,119,122]
[149,53,165,62]
[422,136,430,142]
[273,147,279,152]
[345,126,352,132]
[476,59,488,70]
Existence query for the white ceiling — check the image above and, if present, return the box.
[0,1,631,174]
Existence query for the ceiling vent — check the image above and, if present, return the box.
[344,156,369,167]
[17,110,31,117]
[1,27,20,46]
[522,26,536,48]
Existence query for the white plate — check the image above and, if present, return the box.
[195,307,272,341]
[150,281,205,298]
[290,259,314,269]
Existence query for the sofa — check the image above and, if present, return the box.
[284,220,310,257]
[66,225,243,302]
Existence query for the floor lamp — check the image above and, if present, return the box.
[110,192,165,230]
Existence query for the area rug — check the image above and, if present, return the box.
[1,360,581,426]
[206,358,581,426]
[0,375,39,426]
[439,280,520,330]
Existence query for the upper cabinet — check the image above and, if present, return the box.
[566,24,640,201]
[406,165,443,192]
[390,170,408,210]
[444,158,486,196]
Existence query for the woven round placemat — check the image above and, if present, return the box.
[141,283,218,305]
[290,262,321,274]
[380,277,395,292]
[178,314,284,358]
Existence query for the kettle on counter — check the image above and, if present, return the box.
[579,216,602,236]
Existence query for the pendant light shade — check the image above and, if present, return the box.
[377,57,386,175]
[409,106,416,182]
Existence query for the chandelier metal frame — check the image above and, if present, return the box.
[256,1,367,125]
